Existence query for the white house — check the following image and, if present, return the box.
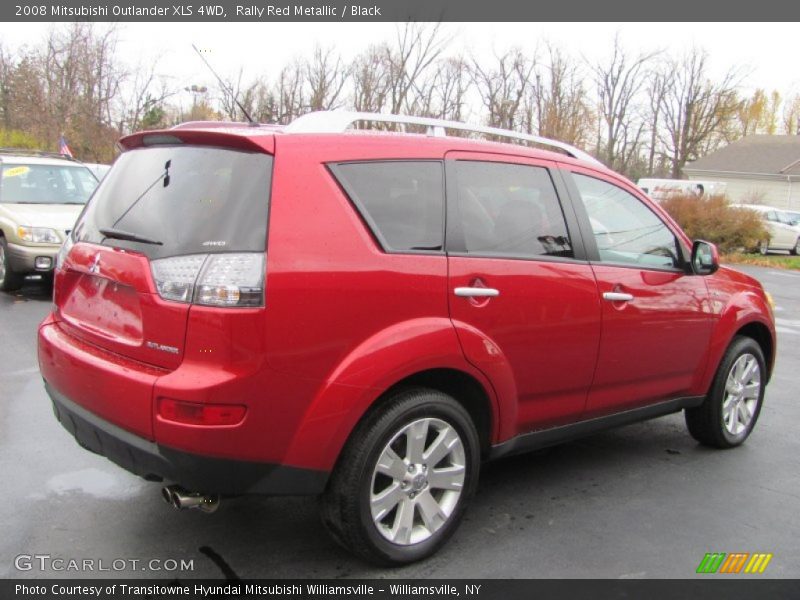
[683,135,800,210]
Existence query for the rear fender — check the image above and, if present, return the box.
[281,318,510,471]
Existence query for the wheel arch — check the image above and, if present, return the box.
[735,320,775,381]
[362,368,494,458]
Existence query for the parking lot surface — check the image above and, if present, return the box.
[1,265,798,579]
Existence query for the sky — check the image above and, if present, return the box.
[1,21,798,108]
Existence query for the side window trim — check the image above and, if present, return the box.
[444,158,589,263]
[327,160,446,256]
[561,169,690,273]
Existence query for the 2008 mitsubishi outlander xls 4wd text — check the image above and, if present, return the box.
[38,112,776,565]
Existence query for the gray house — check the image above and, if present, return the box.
[684,135,800,210]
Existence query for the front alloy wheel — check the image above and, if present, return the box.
[685,336,766,448]
[321,388,480,565]
[721,354,761,437]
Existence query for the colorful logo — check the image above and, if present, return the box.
[696,552,773,574]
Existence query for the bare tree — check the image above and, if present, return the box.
[644,61,672,176]
[588,34,657,172]
[122,58,174,132]
[471,48,534,130]
[351,45,389,113]
[305,46,349,111]
[384,23,448,114]
[274,60,306,123]
[658,48,740,178]
[524,45,593,147]
[432,56,470,121]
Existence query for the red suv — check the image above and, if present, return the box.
[38,112,776,565]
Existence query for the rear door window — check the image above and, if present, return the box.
[330,161,444,253]
[73,146,272,259]
[451,161,574,259]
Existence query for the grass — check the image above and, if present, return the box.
[721,253,800,270]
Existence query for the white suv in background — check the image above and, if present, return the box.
[734,204,800,255]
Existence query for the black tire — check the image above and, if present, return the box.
[685,336,766,448]
[790,238,800,256]
[0,237,24,292]
[320,387,480,566]
[758,240,769,256]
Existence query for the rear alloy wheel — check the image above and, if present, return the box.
[685,336,766,448]
[0,237,24,292]
[321,388,480,565]
[758,240,769,255]
[791,238,800,256]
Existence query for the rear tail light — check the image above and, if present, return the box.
[158,398,246,426]
[150,253,265,307]
[55,235,75,271]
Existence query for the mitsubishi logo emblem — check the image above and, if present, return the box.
[89,255,101,275]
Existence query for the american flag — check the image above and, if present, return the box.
[58,135,73,157]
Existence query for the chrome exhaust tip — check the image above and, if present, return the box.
[161,485,220,513]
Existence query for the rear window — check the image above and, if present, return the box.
[1,163,98,204]
[330,161,444,253]
[73,146,272,259]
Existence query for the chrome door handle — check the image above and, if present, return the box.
[455,287,500,298]
[603,292,634,302]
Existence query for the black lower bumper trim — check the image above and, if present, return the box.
[46,382,329,496]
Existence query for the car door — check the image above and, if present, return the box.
[765,210,796,249]
[445,152,602,433]
[563,166,714,417]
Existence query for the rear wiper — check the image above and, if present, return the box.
[111,159,171,228]
[99,227,163,246]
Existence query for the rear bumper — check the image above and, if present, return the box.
[7,241,58,272]
[46,382,328,496]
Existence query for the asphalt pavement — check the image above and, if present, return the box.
[1,265,798,580]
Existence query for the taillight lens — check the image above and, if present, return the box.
[55,234,74,271]
[158,398,246,426]
[150,253,265,307]
[151,254,206,303]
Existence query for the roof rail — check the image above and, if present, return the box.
[284,111,602,166]
[0,147,78,162]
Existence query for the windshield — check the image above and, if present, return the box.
[73,145,272,260]
[0,163,98,204]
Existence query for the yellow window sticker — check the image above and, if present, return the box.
[2,166,30,178]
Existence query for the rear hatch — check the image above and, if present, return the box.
[53,140,272,433]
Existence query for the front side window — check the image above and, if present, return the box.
[452,161,573,259]
[1,163,98,205]
[331,161,444,253]
[573,173,682,269]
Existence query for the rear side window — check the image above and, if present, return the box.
[452,161,573,259]
[331,161,444,253]
[74,146,272,260]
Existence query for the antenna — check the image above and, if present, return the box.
[191,44,258,126]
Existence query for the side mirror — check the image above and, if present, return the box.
[691,240,719,276]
